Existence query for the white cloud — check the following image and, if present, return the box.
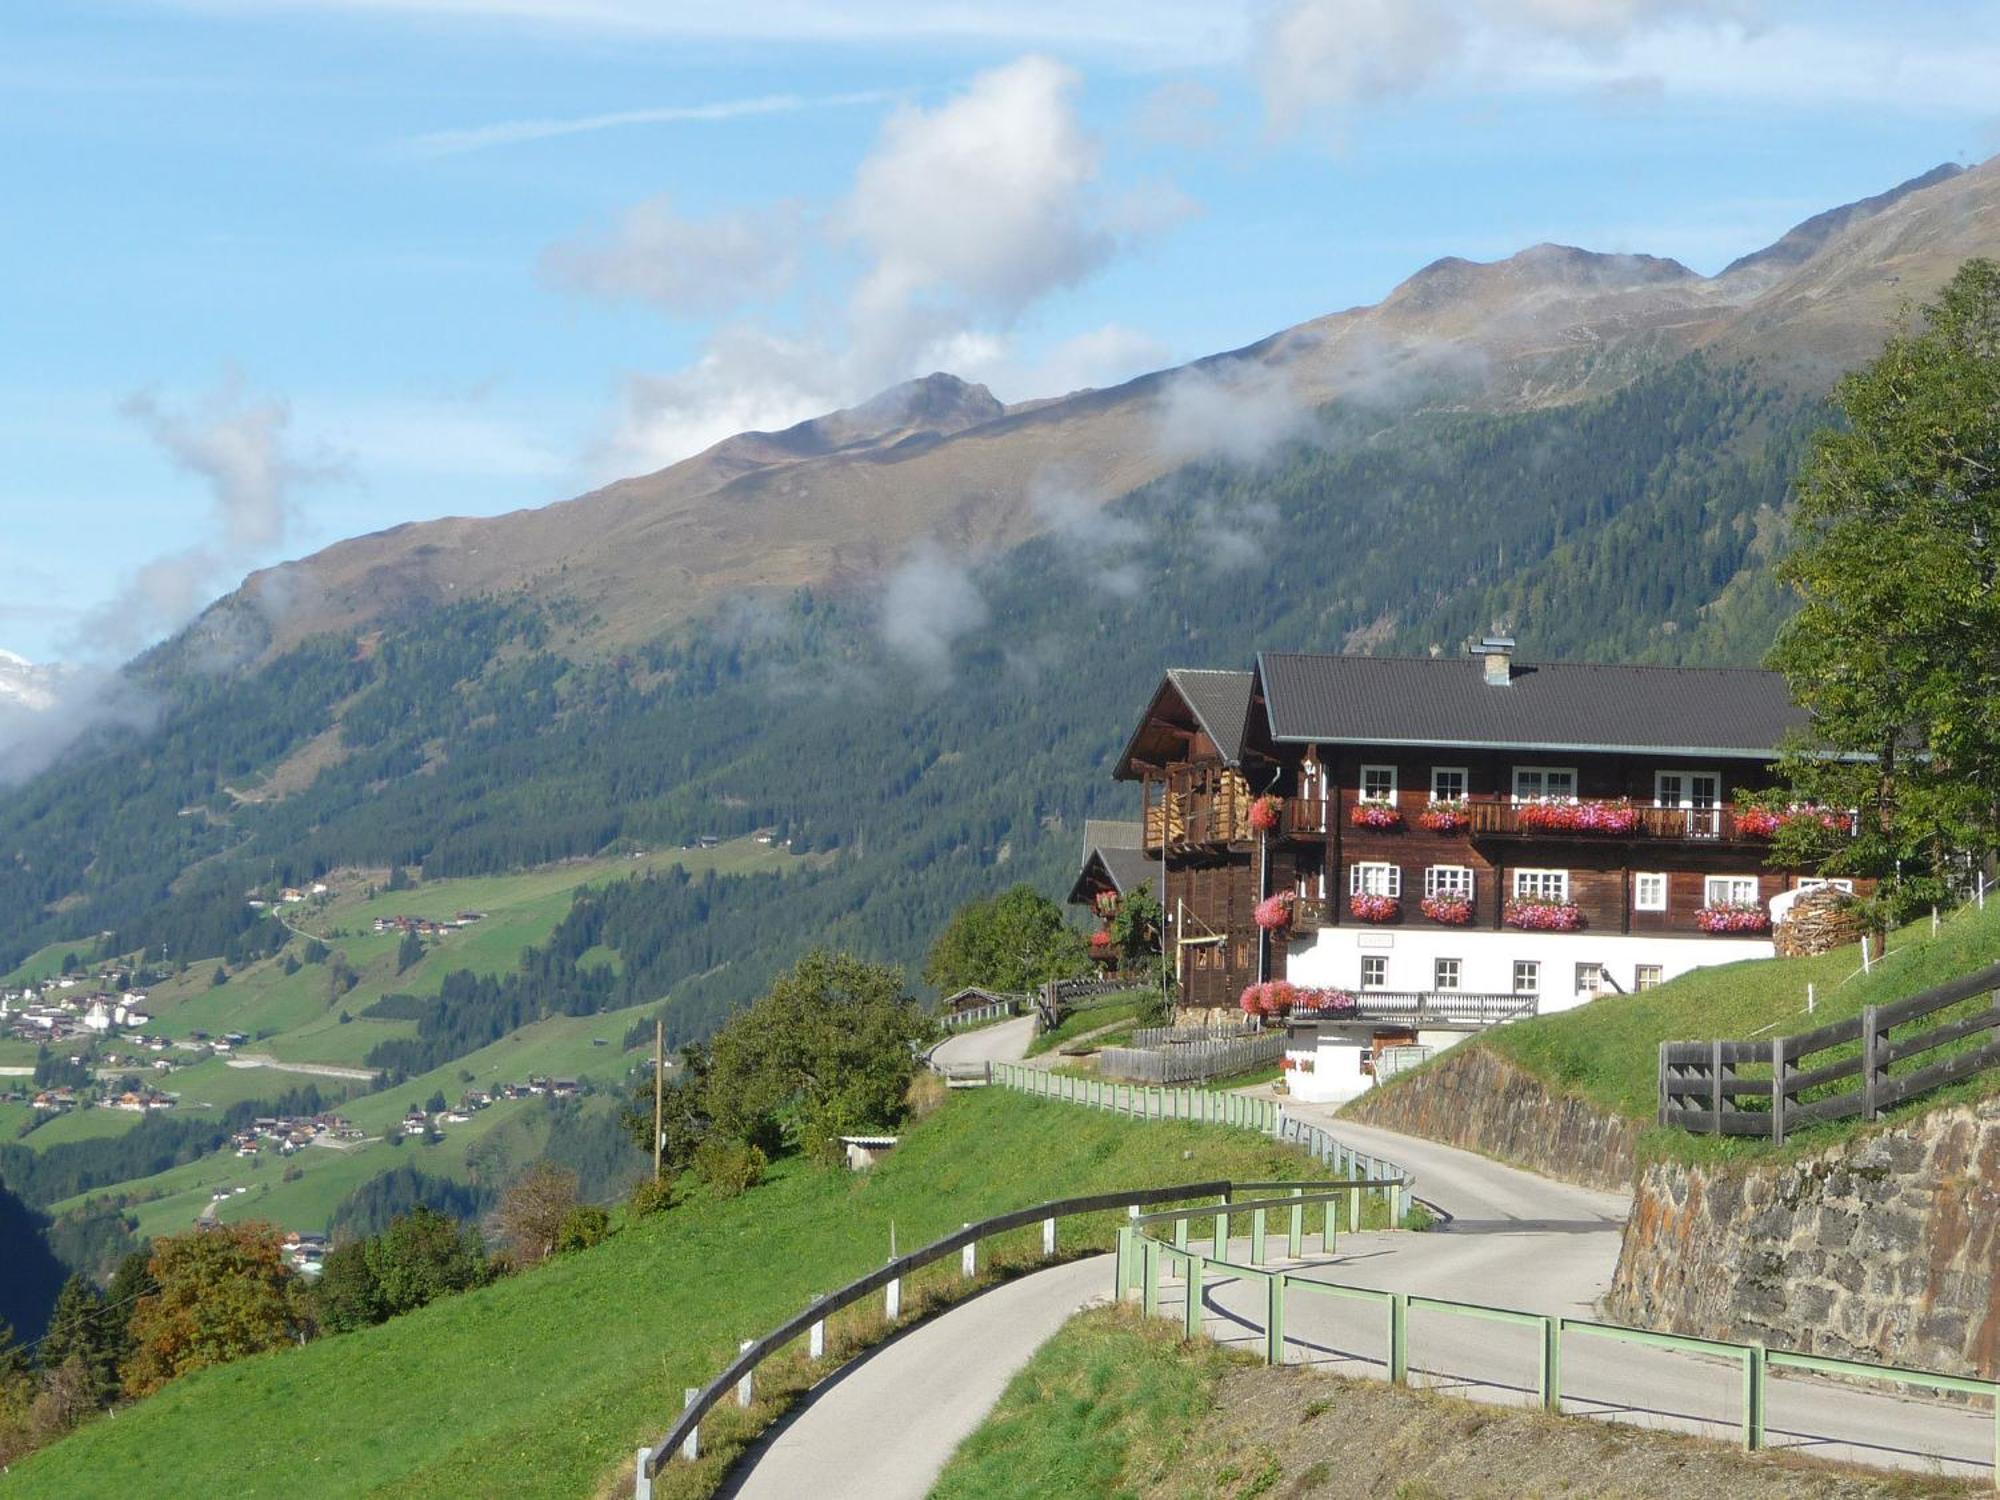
[1253,0,1780,131]
[1152,358,1310,468]
[1258,0,1465,131]
[562,55,1193,469]
[541,195,807,318]
[85,376,346,655]
[877,541,989,678]
[406,89,894,156]
[606,328,840,474]
[843,57,1111,329]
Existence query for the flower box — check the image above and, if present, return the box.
[1089,930,1115,952]
[1416,801,1468,832]
[1350,802,1403,830]
[1696,903,1771,934]
[1503,899,1583,931]
[1349,892,1401,923]
[1738,805,1847,839]
[1240,980,1301,1016]
[1254,892,1296,933]
[1419,894,1474,925]
[1249,795,1282,834]
[1514,798,1639,834]
[1291,989,1356,1018]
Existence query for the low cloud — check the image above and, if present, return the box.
[88,377,345,656]
[1031,473,1146,598]
[877,542,989,679]
[0,376,345,782]
[0,665,159,785]
[1153,358,1312,468]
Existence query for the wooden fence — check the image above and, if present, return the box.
[1129,1018,1264,1050]
[1097,1030,1286,1085]
[1659,960,2000,1142]
[1037,976,1153,1030]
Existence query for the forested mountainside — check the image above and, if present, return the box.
[0,355,1813,1043]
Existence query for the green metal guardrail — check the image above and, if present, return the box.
[990,1061,1416,1225]
[1122,1207,2000,1487]
[637,1083,1421,1497]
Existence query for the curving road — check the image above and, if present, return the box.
[928,1015,1039,1073]
[718,1096,1997,1495]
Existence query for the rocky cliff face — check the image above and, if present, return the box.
[1342,1043,1640,1194]
[1610,1098,2000,1376]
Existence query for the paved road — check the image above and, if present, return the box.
[928,1015,1037,1072]
[723,1106,1994,1495]
[720,1255,1111,1500]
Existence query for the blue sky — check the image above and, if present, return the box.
[4,0,1997,665]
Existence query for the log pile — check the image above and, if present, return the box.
[1774,886,1865,957]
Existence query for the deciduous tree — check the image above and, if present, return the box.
[922,886,1090,995]
[1771,258,2000,908]
[707,949,932,1161]
[121,1224,301,1395]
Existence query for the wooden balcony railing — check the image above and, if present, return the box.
[1464,802,1752,842]
[1281,797,1329,839]
[1143,766,1254,851]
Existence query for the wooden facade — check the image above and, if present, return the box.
[1106,658,1864,1010]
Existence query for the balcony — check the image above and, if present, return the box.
[1291,897,1331,932]
[1142,766,1253,852]
[1291,991,1538,1029]
[1280,797,1330,839]
[1464,801,1763,844]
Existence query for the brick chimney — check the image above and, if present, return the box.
[1471,635,1516,686]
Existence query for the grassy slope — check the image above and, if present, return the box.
[932,1305,1234,1498]
[49,1004,658,1238]
[1468,899,2000,1161]
[9,1089,1329,1500]
[134,840,798,1065]
[934,1307,1969,1500]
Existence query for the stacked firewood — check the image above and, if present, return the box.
[1774,885,1865,957]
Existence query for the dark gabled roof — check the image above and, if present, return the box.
[1256,652,1803,759]
[1168,669,1254,764]
[1111,668,1254,780]
[1067,844,1160,906]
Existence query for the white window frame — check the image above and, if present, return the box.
[1350,862,1402,898]
[1359,764,1398,804]
[1704,875,1760,907]
[1796,877,1856,894]
[1512,960,1540,995]
[1434,958,1461,991]
[1575,962,1605,998]
[1512,868,1570,903]
[1635,964,1664,992]
[1634,872,1668,912]
[1653,769,1721,809]
[1429,766,1468,803]
[1359,955,1387,990]
[1512,765,1578,803]
[1423,864,1474,899]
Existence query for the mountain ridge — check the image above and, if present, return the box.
[198,157,1994,663]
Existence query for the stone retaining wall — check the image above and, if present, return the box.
[1610,1098,2000,1376]
[1341,1043,1640,1194]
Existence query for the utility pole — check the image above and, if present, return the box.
[652,1019,665,1182]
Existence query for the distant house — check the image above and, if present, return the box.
[939,987,1025,1016]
